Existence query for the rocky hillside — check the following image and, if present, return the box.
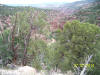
[0,0,99,32]
[74,0,100,25]
[0,0,100,36]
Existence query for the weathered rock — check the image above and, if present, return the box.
[7,63,17,69]
[0,66,74,75]
[0,66,36,75]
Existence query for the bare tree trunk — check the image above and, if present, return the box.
[80,55,93,75]
[73,54,93,75]
[22,11,33,66]
[22,32,31,66]
[11,14,19,64]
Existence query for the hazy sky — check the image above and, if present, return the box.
[0,0,81,4]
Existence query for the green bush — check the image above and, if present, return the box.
[0,29,12,66]
[49,20,100,72]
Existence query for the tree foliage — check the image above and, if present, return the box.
[51,20,100,72]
